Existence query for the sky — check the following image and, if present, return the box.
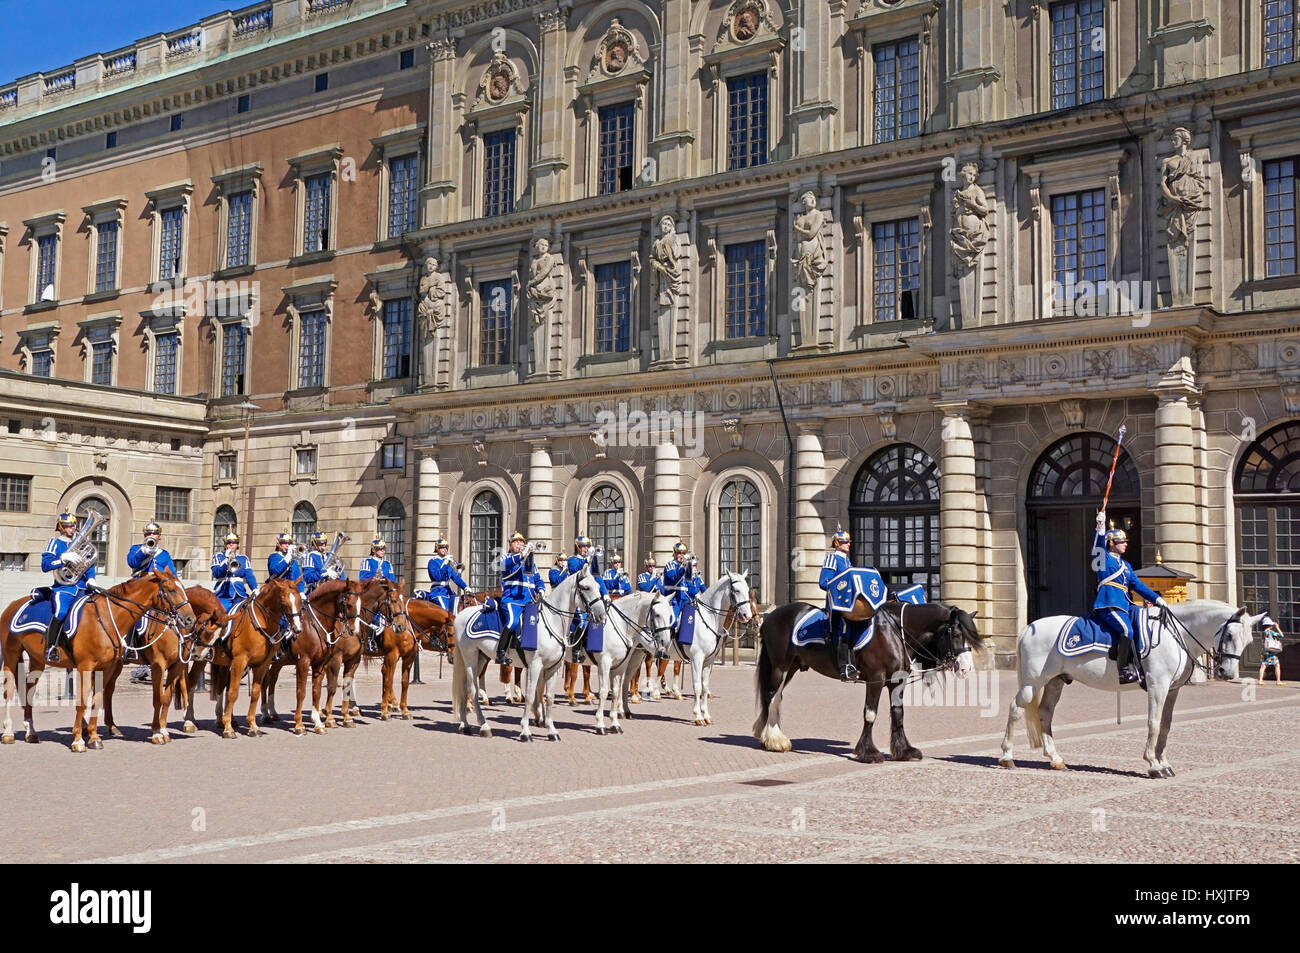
[1,0,230,86]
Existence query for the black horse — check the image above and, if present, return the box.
[753,600,984,762]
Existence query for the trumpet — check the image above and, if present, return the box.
[54,511,107,586]
[140,537,160,558]
[288,543,308,563]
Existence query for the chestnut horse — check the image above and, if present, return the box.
[1,570,195,751]
[102,584,228,744]
[262,579,361,734]
[322,579,413,725]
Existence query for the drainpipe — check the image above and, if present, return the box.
[767,360,795,604]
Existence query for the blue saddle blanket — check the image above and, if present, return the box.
[10,594,92,636]
[1056,606,1160,658]
[892,584,926,605]
[826,568,887,613]
[465,606,502,638]
[791,607,875,651]
[676,606,697,646]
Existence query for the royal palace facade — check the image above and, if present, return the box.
[1,0,1299,660]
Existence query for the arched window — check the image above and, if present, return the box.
[76,496,111,572]
[378,497,406,582]
[849,444,940,599]
[291,501,317,547]
[719,477,760,597]
[586,484,625,558]
[469,490,502,590]
[1027,432,1140,619]
[213,504,237,553]
[1235,421,1300,649]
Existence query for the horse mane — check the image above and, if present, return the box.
[309,579,346,603]
[951,606,987,652]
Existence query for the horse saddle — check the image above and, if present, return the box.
[826,568,887,614]
[10,594,91,637]
[790,606,875,651]
[675,606,697,646]
[892,584,927,605]
[464,606,503,639]
[1057,606,1160,659]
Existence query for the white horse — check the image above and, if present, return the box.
[1000,600,1263,778]
[589,591,675,735]
[665,572,755,726]
[452,568,606,741]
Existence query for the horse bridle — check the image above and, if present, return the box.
[689,573,751,639]
[539,574,604,649]
[895,605,969,674]
[608,595,674,651]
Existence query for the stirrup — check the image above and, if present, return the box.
[45,645,60,663]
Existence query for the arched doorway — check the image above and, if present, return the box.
[213,504,238,554]
[378,497,407,582]
[586,484,625,557]
[468,490,503,590]
[849,444,941,599]
[76,497,111,577]
[291,501,317,547]
[1027,432,1140,620]
[719,477,761,598]
[1234,420,1300,677]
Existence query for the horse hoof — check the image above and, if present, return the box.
[548,732,560,742]
[342,719,355,728]
[264,713,280,723]
[313,726,327,735]
[650,691,661,701]
[0,734,13,745]
[70,740,86,753]
[519,734,532,743]
[612,724,623,734]
[151,734,166,745]
[998,759,1016,770]
[247,728,262,738]
[25,733,39,744]
[292,726,306,736]
[694,719,704,726]
[88,738,104,751]
[1147,768,1166,779]
[379,714,389,722]
[856,749,885,764]
[109,726,124,739]
[897,748,923,762]
[182,721,198,734]
[703,717,713,726]
[479,726,492,738]
[1163,766,1176,778]
[222,729,236,740]
[1050,760,1069,771]
[596,726,606,736]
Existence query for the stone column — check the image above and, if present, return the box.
[526,438,554,552]
[1153,359,1201,587]
[795,425,826,603]
[415,448,441,573]
[531,8,570,206]
[652,439,681,558]
[788,0,840,157]
[936,400,979,609]
[422,38,459,228]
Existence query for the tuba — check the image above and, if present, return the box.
[54,511,107,586]
[323,531,349,577]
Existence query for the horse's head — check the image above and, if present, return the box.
[943,606,985,675]
[153,568,196,631]
[1215,608,1264,680]
[646,592,675,654]
[723,571,755,624]
[184,584,228,659]
[267,578,304,634]
[340,580,365,639]
[574,568,607,623]
[385,580,411,634]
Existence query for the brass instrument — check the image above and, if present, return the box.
[323,531,349,577]
[288,543,308,563]
[140,537,160,558]
[54,511,107,586]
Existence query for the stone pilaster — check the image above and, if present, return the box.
[789,0,841,157]
[415,448,441,571]
[1153,359,1202,588]
[422,37,459,227]
[653,439,681,558]
[795,424,826,603]
[937,400,980,608]
[944,0,1004,126]
[650,0,694,183]
[531,8,571,206]
[526,438,554,552]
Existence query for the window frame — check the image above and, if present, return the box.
[23,210,65,308]
[371,124,425,244]
[155,485,191,523]
[143,312,183,396]
[1030,0,1117,113]
[0,474,32,513]
[212,162,262,274]
[287,145,342,261]
[82,197,127,297]
[702,5,785,176]
[144,181,194,286]
[17,322,59,377]
[78,312,121,388]
[215,318,250,398]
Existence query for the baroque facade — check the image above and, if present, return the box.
[1,0,1299,660]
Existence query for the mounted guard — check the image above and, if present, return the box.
[127,520,176,577]
[637,554,661,594]
[548,551,568,590]
[601,552,632,596]
[662,542,694,627]
[426,536,471,611]
[40,511,101,662]
[304,531,348,593]
[1091,510,1165,684]
[359,538,396,583]
[494,531,537,664]
[819,529,887,681]
[211,532,257,611]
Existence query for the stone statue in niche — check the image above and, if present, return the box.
[792,191,828,348]
[527,238,558,377]
[417,256,450,333]
[649,214,682,364]
[1159,127,1208,252]
[949,162,990,275]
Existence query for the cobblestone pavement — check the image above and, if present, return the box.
[2,660,1295,863]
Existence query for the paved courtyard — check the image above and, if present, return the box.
[2,660,1296,864]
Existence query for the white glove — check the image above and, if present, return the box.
[85,578,104,592]
[325,566,340,580]
[1095,511,1106,533]
[1155,597,1167,608]
[523,542,535,558]
[463,587,475,597]
[251,586,261,597]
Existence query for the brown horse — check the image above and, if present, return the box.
[102,584,228,744]
[198,579,304,738]
[1,571,195,751]
[322,578,412,725]
[263,579,360,734]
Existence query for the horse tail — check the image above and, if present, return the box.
[1023,694,1044,750]
[209,665,229,703]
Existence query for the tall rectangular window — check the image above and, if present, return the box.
[598,102,635,195]
[94,220,118,293]
[158,207,184,280]
[1052,188,1107,308]
[221,323,246,396]
[155,487,190,522]
[226,191,252,268]
[35,234,57,302]
[381,298,412,379]
[724,241,767,339]
[726,72,768,170]
[872,218,921,322]
[303,173,331,253]
[0,475,32,512]
[298,310,327,388]
[594,261,632,353]
[1050,0,1104,109]
[1265,0,1300,66]
[483,130,516,217]
[154,331,178,395]
[479,279,512,366]
[90,340,113,386]
[873,38,920,142]
[31,350,53,377]
[1265,158,1298,277]
[387,154,419,238]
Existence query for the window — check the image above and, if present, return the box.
[226,191,252,269]
[387,154,419,239]
[298,309,327,389]
[158,207,184,280]
[598,102,635,195]
[0,474,31,512]
[153,331,178,395]
[400,49,415,70]
[0,554,26,572]
[381,298,412,379]
[874,38,920,142]
[213,504,237,552]
[872,218,921,322]
[483,129,516,217]
[1265,0,1300,66]
[295,447,317,476]
[468,490,502,590]
[77,497,111,569]
[221,323,247,396]
[90,339,113,386]
[218,451,238,482]
[378,498,406,581]
[724,241,767,338]
[170,114,183,132]
[1052,189,1106,309]
[31,350,53,377]
[719,478,760,594]
[94,220,118,293]
[479,280,512,366]
[1050,0,1104,109]
[315,73,329,93]
[726,72,768,170]
[303,173,332,253]
[291,501,317,547]
[594,261,632,353]
[586,485,625,557]
[105,131,117,149]
[156,487,190,522]
[850,444,941,600]
[1265,158,1297,277]
[381,441,405,471]
[237,94,250,113]
[36,234,57,302]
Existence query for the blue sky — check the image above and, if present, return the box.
[2,0,228,85]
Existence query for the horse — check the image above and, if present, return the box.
[452,567,606,741]
[318,578,395,726]
[262,579,361,734]
[101,584,228,744]
[630,656,683,703]
[1,570,195,751]
[589,590,675,735]
[999,600,1264,778]
[664,572,755,726]
[198,579,304,738]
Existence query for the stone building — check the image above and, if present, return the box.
[1,0,1298,661]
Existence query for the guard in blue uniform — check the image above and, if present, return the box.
[211,532,257,611]
[661,542,694,626]
[637,555,661,594]
[495,532,537,664]
[548,552,568,591]
[41,512,97,662]
[819,529,861,681]
[687,554,706,600]
[426,537,470,612]
[601,552,632,597]
[303,531,345,593]
[1091,511,1165,685]
[127,521,177,577]
[266,531,305,592]
[359,538,396,583]
[566,535,608,662]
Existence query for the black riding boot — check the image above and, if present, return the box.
[1115,634,1141,685]
[45,615,65,663]
[496,630,513,666]
[836,637,858,682]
